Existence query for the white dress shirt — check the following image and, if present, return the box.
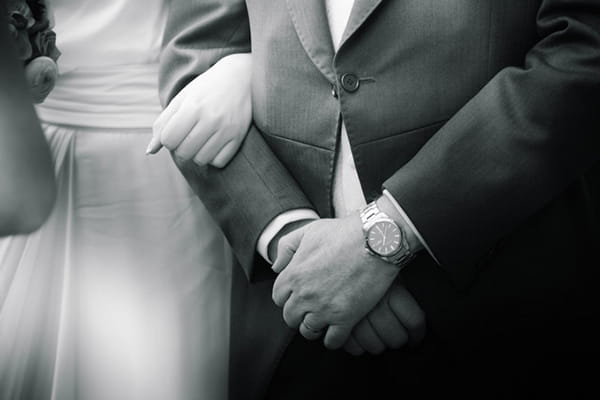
[257,0,434,262]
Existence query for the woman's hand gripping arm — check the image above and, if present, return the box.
[148,53,252,168]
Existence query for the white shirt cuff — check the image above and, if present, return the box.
[382,189,441,265]
[257,209,320,263]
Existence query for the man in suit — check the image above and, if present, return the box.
[158,1,600,399]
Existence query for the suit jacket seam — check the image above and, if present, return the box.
[356,118,449,146]
[262,129,335,152]
[262,118,449,151]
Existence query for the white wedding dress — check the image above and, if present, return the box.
[0,1,231,399]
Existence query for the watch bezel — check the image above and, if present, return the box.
[360,201,416,269]
[365,219,404,257]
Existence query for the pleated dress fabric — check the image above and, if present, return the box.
[0,1,231,399]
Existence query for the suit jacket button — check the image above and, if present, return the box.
[340,73,360,93]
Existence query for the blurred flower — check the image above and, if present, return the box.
[24,56,57,103]
[5,0,60,102]
[30,27,60,61]
[7,0,35,28]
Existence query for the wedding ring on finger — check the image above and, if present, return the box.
[299,319,326,340]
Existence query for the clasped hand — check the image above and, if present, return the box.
[148,53,252,167]
[272,215,425,355]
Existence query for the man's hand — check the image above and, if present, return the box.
[147,53,252,168]
[271,215,401,349]
[267,219,315,262]
[343,279,426,356]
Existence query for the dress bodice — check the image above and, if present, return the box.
[36,0,168,128]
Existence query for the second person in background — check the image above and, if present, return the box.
[0,0,251,399]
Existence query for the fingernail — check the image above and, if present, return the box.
[145,139,162,155]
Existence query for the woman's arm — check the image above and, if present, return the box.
[0,10,56,236]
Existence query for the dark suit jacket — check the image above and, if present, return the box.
[160,1,600,399]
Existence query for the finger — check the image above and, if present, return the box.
[145,136,163,155]
[343,335,365,356]
[173,120,217,161]
[272,272,293,308]
[282,295,306,329]
[210,139,242,168]
[147,114,173,154]
[160,105,201,151]
[191,127,231,166]
[351,318,386,355]
[149,94,184,153]
[152,97,179,137]
[299,312,327,341]
[367,298,408,350]
[299,321,325,340]
[323,324,352,350]
[157,85,187,128]
[271,227,304,274]
[388,285,426,346]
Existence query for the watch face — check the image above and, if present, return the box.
[367,220,402,257]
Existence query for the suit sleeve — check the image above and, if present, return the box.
[159,0,250,106]
[159,0,314,280]
[384,0,600,283]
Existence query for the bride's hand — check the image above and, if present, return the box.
[147,53,252,168]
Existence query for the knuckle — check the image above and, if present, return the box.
[295,287,314,303]
[202,106,220,123]
[181,99,198,113]
[329,298,350,317]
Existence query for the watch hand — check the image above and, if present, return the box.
[383,225,389,245]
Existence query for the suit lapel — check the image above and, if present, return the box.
[285,0,385,81]
[339,0,384,49]
[285,0,336,83]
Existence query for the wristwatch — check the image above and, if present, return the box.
[360,201,415,269]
